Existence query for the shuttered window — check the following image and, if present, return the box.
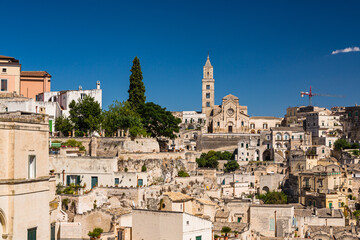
[28,227,37,240]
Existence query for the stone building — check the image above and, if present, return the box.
[0,112,56,239]
[201,55,249,134]
[0,55,51,99]
[249,116,282,134]
[132,209,212,240]
[294,207,345,238]
[36,81,102,118]
[20,71,51,99]
[297,164,351,208]
[271,127,312,160]
[343,106,360,143]
[305,109,342,147]
[249,205,295,238]
[283,106,329,127]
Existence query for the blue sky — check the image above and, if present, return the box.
[1,0,360,117]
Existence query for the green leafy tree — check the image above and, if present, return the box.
[128,57,146,110]
[196,150,235,169]
[256,191,288,204]
[224,160,240,172]
[334,139,350,150]
[221,226,231,237]
[55,116,73,136]
[334,139,359,150]
[141,164,147,172]
[102,101,146,137]
[137,102,181,140]
[220,151,233,160]
[69,95,102,134]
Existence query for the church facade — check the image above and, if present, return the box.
[202,55,250,133]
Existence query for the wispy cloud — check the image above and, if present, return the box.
[332,46,360,55]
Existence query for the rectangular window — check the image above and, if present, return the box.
[206,85,210,90]
[80,93,86,99]
[238,217,242,222]
[241,143,244,148]
[2,68,6,73]
[51,224,55,240]
[269,218,275,231]
[1,79,7,91]
[217,122,220,127]
[138,179,143,186]
[91,176,98,188]
[28,155,36,179]
[206,93,210,99]
[196,236,202,240]
[115,178,119,185]
[28,227,37,240]
[206,102,210,107]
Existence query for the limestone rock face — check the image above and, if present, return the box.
[117,158,186,184]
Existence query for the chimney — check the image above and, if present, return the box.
[331,206,335,217]
[351,223,356,234]
[313,207,318,216]
[96,80,101,90]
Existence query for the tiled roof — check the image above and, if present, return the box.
[21,71,51,77]
[0,55,14,59]
[213,222,248,232]
[215,209,230,218]
[250,116,282,120]
[196,198,216,206]
[163,192,193,202]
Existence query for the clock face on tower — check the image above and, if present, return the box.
[227,108,234,116]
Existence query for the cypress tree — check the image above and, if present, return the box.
[128,56,146,110]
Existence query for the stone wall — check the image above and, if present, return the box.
[197,133,250,152]
[73,209,113,239]
[51,137,160,156]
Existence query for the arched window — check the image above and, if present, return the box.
[276,133,282,140]
[284,133,290,141]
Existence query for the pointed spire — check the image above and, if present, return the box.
[205,52,212,67]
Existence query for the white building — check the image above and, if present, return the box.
[182,111,206,126]
[37,81,102,117]
[305,110,342,147]
[132,209,212,240]
[0,97,61,133]
[49,154,148,190]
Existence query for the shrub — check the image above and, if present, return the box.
[256,191,288,204]
[88,227,103,238]
[141,164,147,172]
[178,170,190,177]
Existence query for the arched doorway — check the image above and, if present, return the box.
[263,150,271,161]
[262,186,270,193]
[0,209,7,238]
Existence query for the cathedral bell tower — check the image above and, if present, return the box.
[202,54,215,116]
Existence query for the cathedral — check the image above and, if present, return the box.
[202,55,250,133]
